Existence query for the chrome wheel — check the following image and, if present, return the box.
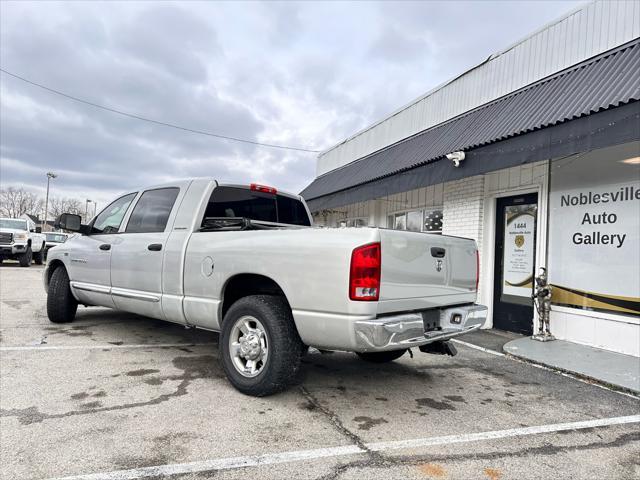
[229,315,269,378]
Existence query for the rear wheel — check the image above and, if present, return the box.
[18,246,32,267]
[47,267,78,323]
[220,295,303,396]
[356,349,407,363]
[33,244,45,265]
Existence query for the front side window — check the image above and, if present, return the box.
[126,188,179,233]
[91,193,137,234]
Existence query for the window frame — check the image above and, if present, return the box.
[124,187,181,234]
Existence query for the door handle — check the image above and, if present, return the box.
[99,244,111,251]
[147,243,162,251]
[430,247,446,258]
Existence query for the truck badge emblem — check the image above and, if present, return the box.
[436,259,443,272]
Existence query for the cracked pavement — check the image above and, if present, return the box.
[1,265,639,480]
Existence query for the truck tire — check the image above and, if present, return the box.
[18,246,32,267]
[47,267,78,323]
[356,349,407,363]
[33,244,45,265]
[220,295,303,397]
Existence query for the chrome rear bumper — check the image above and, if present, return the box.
[353,304,487,352]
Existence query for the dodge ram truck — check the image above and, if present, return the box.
[0,217,46,266]
[45,179,487,396]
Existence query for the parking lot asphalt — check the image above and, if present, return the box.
[1,264,639,480]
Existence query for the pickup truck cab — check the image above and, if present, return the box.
[0,217,46,266]
[45,179,487,396]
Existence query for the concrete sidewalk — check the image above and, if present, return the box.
[504,337,640,394]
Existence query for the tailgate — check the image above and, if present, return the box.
[377,229,477,314]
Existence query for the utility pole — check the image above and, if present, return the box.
[43,172,57,232]
[85,199,92,223]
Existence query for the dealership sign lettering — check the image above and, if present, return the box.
[560,186,639,248]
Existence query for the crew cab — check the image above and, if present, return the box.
[44,179,487,396]
[0,217,46,266]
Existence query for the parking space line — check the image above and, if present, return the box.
[0,343,216,352]
[49,414,640,480]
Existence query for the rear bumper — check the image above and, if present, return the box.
[352,304,487,352]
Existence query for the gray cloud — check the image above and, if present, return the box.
[1,1,581,207]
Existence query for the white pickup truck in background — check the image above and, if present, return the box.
[0,217,46,267]
[45,179,487,396]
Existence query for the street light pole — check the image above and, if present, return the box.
[85,199,92,223]
[43,172,57,232]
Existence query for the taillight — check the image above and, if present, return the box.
[349,242,381,301]
[250,183,277,194]
[475,250,480,291]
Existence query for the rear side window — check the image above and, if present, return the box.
[277,195,310,226]
[203,186,310,226]
[126,188,180,233]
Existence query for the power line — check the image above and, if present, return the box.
[0,68,321,153]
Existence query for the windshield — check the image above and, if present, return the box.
[46,233,68,243]
[202,186,311,227]
[0,219,28,230]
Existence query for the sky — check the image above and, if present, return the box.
[0,0,583,208]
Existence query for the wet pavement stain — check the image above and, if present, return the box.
[70,392,90,400]
[80,401,103,409]
[416,398,456,411]
[444,395,466,403]
[0,355,222,425]
[353,416,388,431]
[126,368,160,377]
[298,401,317,412]
[375,397,388,401]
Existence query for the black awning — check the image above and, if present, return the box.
[302,39,640,211]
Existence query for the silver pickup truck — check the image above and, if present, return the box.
[45,179,487,396]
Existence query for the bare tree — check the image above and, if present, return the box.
[48,197,84,219]
[0,187,44,218]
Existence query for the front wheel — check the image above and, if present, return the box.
[18,246,32,267]
[356,349,407,363]
[47,267,78,323]
[220,295,303,397]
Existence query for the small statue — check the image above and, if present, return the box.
[532,267,555,341]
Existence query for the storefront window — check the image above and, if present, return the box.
[338,218,367,228]
[548,142,640,316]
[424,208,443,233]
[387,208,443,234]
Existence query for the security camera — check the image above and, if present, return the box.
[446,151,465,167]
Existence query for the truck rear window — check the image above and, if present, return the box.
[203,186,310,226]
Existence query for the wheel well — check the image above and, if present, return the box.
[220,274,289,321]
[46,260,65,288]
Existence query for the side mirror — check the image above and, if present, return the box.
[35,226,42,233]
[55,213,82,232]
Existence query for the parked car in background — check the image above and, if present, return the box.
[43,232,70,261]
[45,179,487,396]
[0,217,46,266]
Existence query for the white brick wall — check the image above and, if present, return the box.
[442,175,485,253]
